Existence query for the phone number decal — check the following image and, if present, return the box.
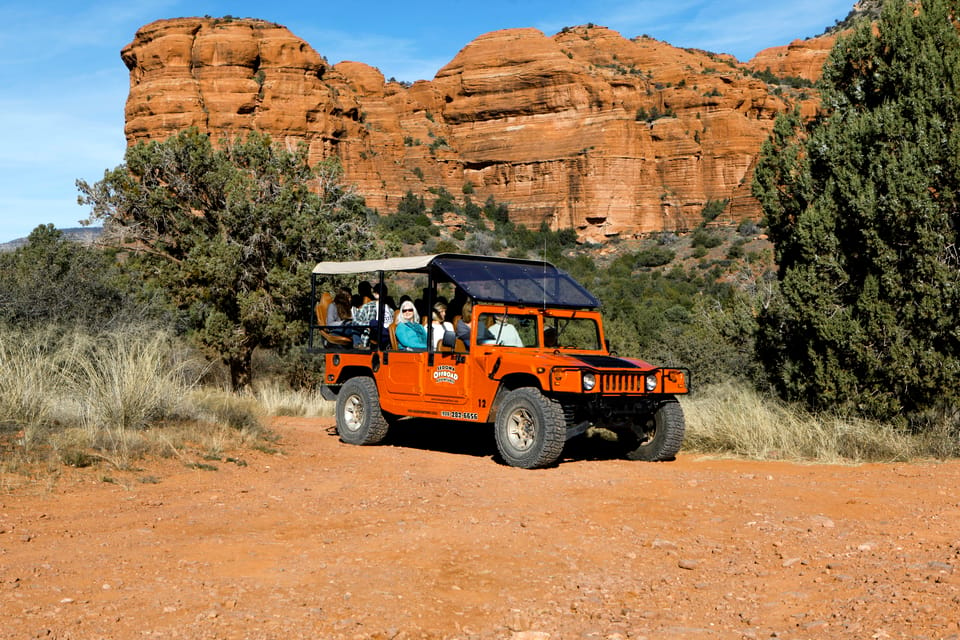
[441,410,479,421]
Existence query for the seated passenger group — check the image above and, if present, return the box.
[321,282,523,351]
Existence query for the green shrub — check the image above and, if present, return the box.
[701,199,728,223]
[691,228,723,249]
[635,246,675,267]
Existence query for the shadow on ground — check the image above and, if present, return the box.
[339,418,630,466]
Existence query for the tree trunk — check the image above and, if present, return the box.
[228,350,253,392]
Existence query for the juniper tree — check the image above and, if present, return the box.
[78,129,374,390]
[0,224,143,329]
[752,0,960,423]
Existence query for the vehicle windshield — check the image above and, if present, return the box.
[544,315,601,351]
[475,313,538,347]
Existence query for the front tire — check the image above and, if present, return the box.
[336,377,390,445]
[623,399,685,461]
[494,388,566,469]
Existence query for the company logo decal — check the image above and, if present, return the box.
[433,364,459,384]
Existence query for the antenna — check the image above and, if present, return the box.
[542,213,550,310]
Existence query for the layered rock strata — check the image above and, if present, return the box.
[122,18,829,240]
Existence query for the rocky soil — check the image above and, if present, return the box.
[2,416,959,639]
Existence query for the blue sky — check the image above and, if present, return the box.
[0,0,854,243]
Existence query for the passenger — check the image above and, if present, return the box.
[457,300,492,347]
[374,282,395,327]
[543,325,558,348]
[326,289,352,327]
[352,281,377,347]
[350,293,363,318]
[488,314,523,347]
[353,282,394,348]
[447,286,467,323]
[353,281,375,325]
[455,300,473,346]
[395,300,427,350]
[430,303,454,350]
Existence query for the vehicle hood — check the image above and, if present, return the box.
[535,352,654,370]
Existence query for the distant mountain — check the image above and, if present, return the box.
[0,227,102,253]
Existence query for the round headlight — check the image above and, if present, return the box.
[645,374,658,392]
[582,372,596,391]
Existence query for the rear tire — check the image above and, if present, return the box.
[623,399,685,461]
[336,377,390,445]
[494,388,566,469]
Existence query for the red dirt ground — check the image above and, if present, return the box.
[2,416,959,639]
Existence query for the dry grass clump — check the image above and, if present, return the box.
[0,325,268,474]
[0,326,62,451]
[251,378,334,417]
[682,382,920,463]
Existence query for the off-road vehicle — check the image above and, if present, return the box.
[310,254,689,468]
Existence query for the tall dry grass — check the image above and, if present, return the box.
[251,378,334,418]
[681,382,943,463]
[0,325,265,471]
[0,327,60,451]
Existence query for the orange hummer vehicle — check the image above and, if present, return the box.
[310,254,689,469]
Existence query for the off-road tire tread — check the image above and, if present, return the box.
[626,399,685,462]
[495,387,566,469]
[336,377,390,445]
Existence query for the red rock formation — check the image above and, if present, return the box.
[746,33,840,83]
[122,18,828,240]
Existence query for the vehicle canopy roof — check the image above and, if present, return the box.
[312,253,599,309]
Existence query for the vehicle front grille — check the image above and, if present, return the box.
[600,372,646,394]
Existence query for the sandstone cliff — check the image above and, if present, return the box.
[746,33,839,83]
[121,17,829,240]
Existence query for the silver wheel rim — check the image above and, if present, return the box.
[343,393,364,432]
[505,407,536,451]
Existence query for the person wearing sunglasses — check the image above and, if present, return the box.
[395,301,427,350]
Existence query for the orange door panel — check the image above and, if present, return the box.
[379,352,424,398]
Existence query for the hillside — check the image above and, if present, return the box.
[120,18,839,241]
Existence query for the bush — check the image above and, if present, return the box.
[433,240,460,253]
[737,219,760,236]
[0,224,159,330]
[726,242,745,260]
[691,228,723,249]
[635,246,675,267]
[701,199,728,223]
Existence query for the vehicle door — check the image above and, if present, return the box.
[381,350,427,398]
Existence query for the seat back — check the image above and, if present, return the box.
[388,322,399,350]
[316,291,333,326]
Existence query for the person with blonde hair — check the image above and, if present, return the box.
[395,300,427,350]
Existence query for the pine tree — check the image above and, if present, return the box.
[753,0,960,423]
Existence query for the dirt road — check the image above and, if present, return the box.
[2,417,959,639]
